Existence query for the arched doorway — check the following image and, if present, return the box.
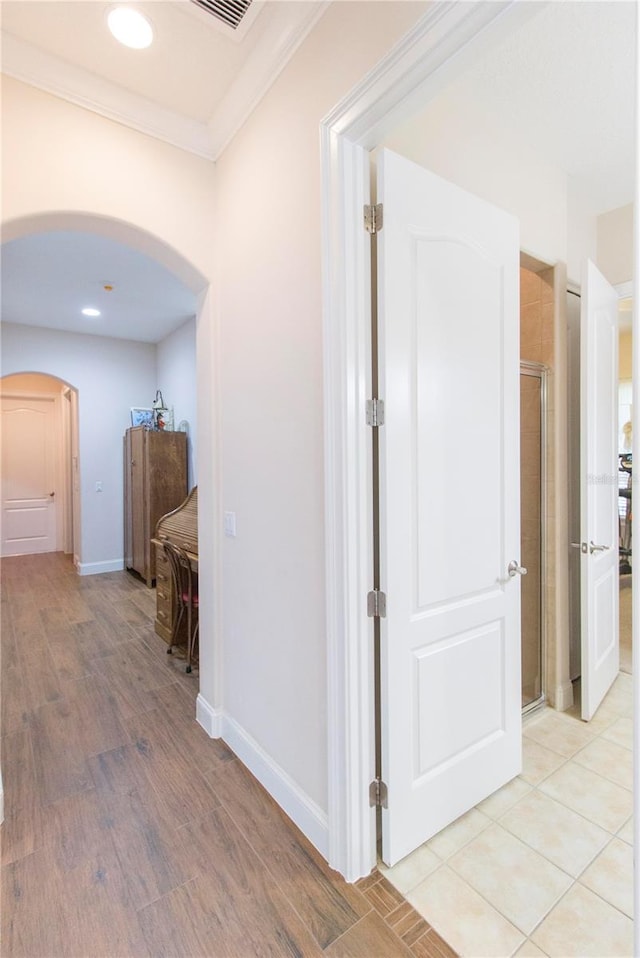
[1,212,206,574]
[1,372,79,559]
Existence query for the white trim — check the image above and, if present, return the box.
[206,2,330,160]
[77,558,124,576]
[196,692,223,738]
[321,0,540,881]
[196,695,329,860]
[615,281,633,299]
[1,33,214,160]
[0,4,329,163]
[549,681,575,712]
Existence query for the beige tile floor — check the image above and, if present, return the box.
[379,672,634,957]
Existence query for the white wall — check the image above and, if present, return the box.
[1,323,156,573]
[380,78,571,268]
[214,1,428,819]
[597,203,634,285]
[1,73,218,741]
[157,318,197,487]
[1,1,438,856]
[1,77,216,286]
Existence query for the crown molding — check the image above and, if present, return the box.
[207,1,330,160]
[1,32,215,159]
[0,3,330,163]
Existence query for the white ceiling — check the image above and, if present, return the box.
[0,0,329,158]
[1,231,197,343]
[0,0,636,345]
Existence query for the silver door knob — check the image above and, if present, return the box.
[589,541,610,554]
[508,560,527,577]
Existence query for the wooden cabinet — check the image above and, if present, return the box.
[153,541,174,642]
[124,427,187,586]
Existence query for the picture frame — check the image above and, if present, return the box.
[130,407,154,428]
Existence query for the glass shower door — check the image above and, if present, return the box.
[520,363,546,711]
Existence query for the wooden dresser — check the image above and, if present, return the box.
[152,486,198,645]
[124,426,188,586]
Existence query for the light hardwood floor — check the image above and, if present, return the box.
[0,552,456,958]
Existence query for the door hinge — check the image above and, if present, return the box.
[369,778,388,808]
[365,398,385,427]
[367,589,387,618]
[364,203,383,234]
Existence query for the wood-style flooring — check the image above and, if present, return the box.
[1,553,457,958]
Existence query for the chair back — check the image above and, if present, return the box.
[163,541,196,607]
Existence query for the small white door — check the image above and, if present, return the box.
[377,149,522,866]
[1,396,58,556]
[580,261,619,720]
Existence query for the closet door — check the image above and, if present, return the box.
[580,260,619,720]
[377,148,522,866]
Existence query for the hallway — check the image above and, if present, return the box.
[0,553,455,958]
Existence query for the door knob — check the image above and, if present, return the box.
[589,541,610,554]
[508,560,527,577]
[49,491,55,498]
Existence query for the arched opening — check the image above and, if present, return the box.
[1,211,207,575]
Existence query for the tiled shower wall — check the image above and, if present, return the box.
[520,266,555,706]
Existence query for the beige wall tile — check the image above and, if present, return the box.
[521,268,542,306]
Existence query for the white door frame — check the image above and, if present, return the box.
[0,388,64,555]
[321,0,640,893]
[320,0,547,883]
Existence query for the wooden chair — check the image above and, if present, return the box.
[163,541,199,673]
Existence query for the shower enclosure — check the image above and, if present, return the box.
[520,361,546,712]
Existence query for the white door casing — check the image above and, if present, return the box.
[1,396,58,556]
[321,0,585,882]
[377,149,522,865]
[580,260,620,721]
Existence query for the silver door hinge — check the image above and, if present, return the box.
[367,589,387,618]
[369,778,388,808]
[365,398,385,427]
[364,203,383,234]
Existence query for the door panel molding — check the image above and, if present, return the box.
[320,0,536,881]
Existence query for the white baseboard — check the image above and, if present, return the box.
[549,681,574,712]
[77,559,125,576]
[196,694,329,861]
[196,693,223,737]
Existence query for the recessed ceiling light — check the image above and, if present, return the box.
[82,307,101,317]
[108,7,153,50]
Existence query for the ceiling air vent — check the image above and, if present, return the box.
[190,0,253,31]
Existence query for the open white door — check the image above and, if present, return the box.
[580,260,619,720]
[1,396,58,556]
[377,149,521,866]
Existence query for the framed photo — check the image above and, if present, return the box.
[130,407,154,428]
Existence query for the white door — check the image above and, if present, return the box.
[1,396,58,556]
[377,149,522,866]
[580,261,619,720]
